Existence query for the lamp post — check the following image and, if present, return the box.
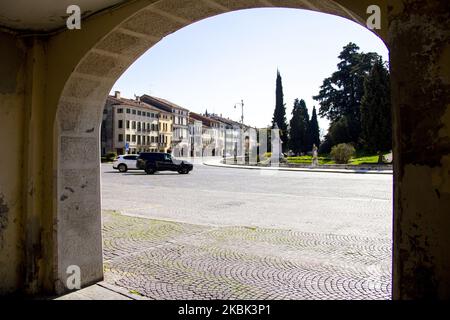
[234,100,244,125]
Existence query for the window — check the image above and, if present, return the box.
[137,111,141,116]
[118,134,124,142]
[132,135,136,143]
[118,120,123,129]
[137,136,141,145]
[117,108,123,114]
[137,122,141,131]
[132,109,136,115]
[126,134,131,142]
[126,120,130,129]
[132,121,136,130]
[126,108,131,114]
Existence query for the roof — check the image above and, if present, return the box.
[189,112,221,127]
[141,94,190,113]
[209,114,242,127]
[107,95,160,112]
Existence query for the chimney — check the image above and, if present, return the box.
[114,91,121,99]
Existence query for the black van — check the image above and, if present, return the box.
[137,153,193,175]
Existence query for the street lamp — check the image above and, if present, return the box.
[234,99,244,125]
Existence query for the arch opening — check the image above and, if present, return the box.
[54,1,393,299]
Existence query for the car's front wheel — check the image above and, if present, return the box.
[118,164,128,173]
[178,167,189,174]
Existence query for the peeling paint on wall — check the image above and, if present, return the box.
[0,194,9,248]
[389,0,450,169]
[0,34,24,94]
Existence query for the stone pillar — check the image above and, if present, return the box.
[389,0,450,299]
[54,75,111,293]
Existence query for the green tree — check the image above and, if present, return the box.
[328,116,353,145]
[289,99,310,154]
[288,100,300,154]
[299,101,311,153]
[272,70,288,152]
[313,43,380,145]
[360,58,392,155]
[308,106,321,149]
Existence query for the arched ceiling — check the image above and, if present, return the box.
[0,0,126,32]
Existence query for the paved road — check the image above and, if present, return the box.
[101,162,393,300]
[101,162,392,238]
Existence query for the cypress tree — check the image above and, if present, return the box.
[289,99,310,154]
[289,99,301,154]
[299,100,310,153]
[308,106,321,150]
[272,70,288,152]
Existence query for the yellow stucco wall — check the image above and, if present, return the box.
[0,32,26,294]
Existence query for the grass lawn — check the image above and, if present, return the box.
[287,153,391,165]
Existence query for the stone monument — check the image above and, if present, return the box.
[312,144,319,167]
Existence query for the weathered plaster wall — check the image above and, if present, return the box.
[0,32,26,295]
[389,0,450,299]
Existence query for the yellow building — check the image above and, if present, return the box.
[158,109,173,153]
[101,92,161,155]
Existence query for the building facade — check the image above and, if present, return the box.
[141,95,190,157]
[101,92,161,155]
[189,118,203,158]
[158,108,173,153]
[102,93,256,159]
[190,112,223,157]
[209,114,243,158]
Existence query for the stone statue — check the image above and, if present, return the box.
[312,144,319,167]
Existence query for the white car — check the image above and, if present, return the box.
[113,155,139,173]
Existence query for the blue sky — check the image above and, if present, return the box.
[111,8,389,133]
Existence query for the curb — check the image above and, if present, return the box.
[203,161,393,175]
[97,282,151,300]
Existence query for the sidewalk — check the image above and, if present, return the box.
[203,158,393,175]
[55,282,150,300]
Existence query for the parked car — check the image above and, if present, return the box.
[137,152,193,175]
[113,154,139,173]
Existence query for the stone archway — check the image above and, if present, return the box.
[8,0,444,299]
[54,0,384,295]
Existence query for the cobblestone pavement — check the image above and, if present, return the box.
[102,211,392,300]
